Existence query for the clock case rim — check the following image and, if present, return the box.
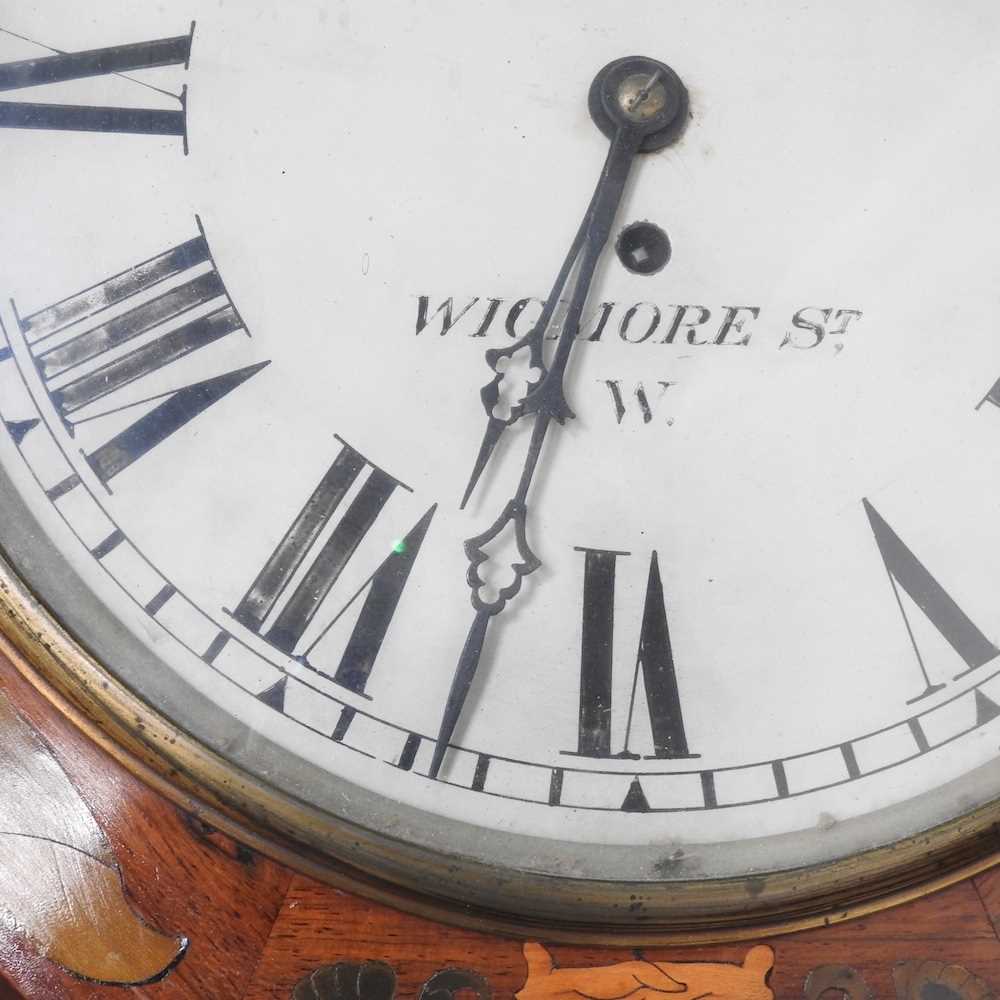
[2,498,1000,943]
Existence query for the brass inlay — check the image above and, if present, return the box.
[516,943,774,1000]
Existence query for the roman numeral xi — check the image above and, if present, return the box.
[231,439,436,697]
[0,26,194,144]
[10,229,268,497]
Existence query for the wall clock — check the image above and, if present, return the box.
[2,0,1000,945]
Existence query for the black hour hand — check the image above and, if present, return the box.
[436,57,689,779]
[459,56,687,511]
[459,333,547,511]
[459,204,594,510]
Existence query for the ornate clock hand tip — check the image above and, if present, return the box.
[428,741,447,781]
[460,419,504,510]
[429,609,492,779]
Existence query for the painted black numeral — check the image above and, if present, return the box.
[233,440,435,695]
[978,378,1000,413]
[864,499,999,702]
[569,548,697,760]
[14,230,267,487]
[0,29,194,143]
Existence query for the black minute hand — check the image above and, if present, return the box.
[430,57,688,780]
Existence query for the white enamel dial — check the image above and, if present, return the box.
[2,1,1000,922]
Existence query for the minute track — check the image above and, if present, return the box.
[4,317,1000,815]
[4,343,1000,814]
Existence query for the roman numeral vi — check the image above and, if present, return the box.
[568,547,697,760]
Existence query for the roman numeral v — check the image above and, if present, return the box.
[865,499,999,702]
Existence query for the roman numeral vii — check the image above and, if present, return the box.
[232,439,435,697]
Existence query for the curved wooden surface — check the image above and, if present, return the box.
[2,652,1000,999]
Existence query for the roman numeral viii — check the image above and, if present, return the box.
[232,440,435,697]
[12,229,268,493]
[568,548,698,760]
[0,27,194,144]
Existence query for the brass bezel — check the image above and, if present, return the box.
[2,552,999,946]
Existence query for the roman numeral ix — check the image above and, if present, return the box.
[231,439,435,697]
[568,547,697,760]
[0,26,194,145]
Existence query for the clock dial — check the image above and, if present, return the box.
[2,0,1000,937]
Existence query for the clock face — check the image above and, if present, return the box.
[3,0,1000,935]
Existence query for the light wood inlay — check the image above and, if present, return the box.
[0,692,185,987]
[2,653,1000,999]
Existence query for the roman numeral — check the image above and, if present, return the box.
[13,231,267,487]
[568,548,697,760]
[232,440,435,696]
[0,28,194,143]
[978,378,1000,413]
[864,499,999,702]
